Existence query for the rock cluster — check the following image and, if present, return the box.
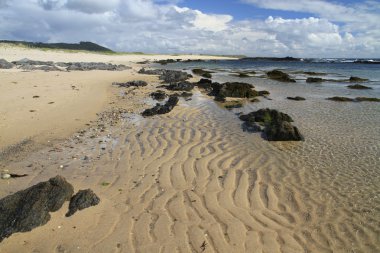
[0,59,14,69]
[0,176,100,242]
[239,109,304,141]
[113,80,147,88]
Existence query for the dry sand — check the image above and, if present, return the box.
[1,46,378,253]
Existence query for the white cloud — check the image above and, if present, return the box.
[0,0,379,57]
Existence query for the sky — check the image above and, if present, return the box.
[0,0,379,57]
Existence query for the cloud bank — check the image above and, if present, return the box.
[0,0,379,57]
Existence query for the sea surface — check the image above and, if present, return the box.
[155,59,380,252]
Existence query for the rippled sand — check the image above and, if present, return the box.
[1,70,379,252]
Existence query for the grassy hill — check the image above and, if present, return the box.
[0,40,113,53]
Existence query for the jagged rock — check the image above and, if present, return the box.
[196,78,213,91]
[155,59,177,65]
[306,77,323,83]
[287,96,306,101]
[66,189,100,217]
[267,70,296,82]
[113,80,147,88]
[150,90,167,100]
[239,109,303,141]
[211,82,258,98]
[0,176,74,242]
[0,59,14,69]
[12,59,55,66]
[159,70,189,83]
[138,68,165,75]
[349,76,368,82]
[164,81,194,91]
[347,84,372,90]
[142,96,179,117]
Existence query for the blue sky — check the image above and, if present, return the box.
[0,0,379,57]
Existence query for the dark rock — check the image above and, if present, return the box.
[287,96,306,101]
[159,70,189,83]
[66,189,100,217]
[347,84,372,90]
[267,70,296,82]
[0,59,14,69]
[142,96,179,117]
[173,92,193,98]
[150,90,167,100]
[138,68,165,75]
[306,77,323,83]
[113,80,147,88]
[212,82,258,98]
[12,59,54,66]
[0,176,74,242]
[239,109,303,141]
[355,97,380,102]
[349,76,368,82]
[258,90,270,96]
[165,81,194,91]
[66,62,128,71]
[196,78,213,91]
[214,94,226,102]
[155,59,177,65]
[327,97,355,102]
[192,69,213,79]
[224,102,243,109]
[303,71,327,76]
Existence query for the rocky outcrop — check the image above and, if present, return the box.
[164,81,194,91]
[138,68,166,75]
[65,62,128,71]
[327,97,355,102]
[287,96,306,101]
[347,84,372,90]
[159,70,190,83]
[142,96,179,117]
[327,97,380,102]
[0,176,74,242]
[239,109,304,141]
[66,189,100,217]
[209,82,258,100]
[349,76,368,82]
[306,77,323,83]
[113,80,147,88]
[267,70,296,83]
[0,59,14,69]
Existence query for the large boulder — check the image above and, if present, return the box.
[159,70,189,83]
[66,189,100,217]
[0,59,14,69]
[306,77,323,83]
[347,84,372,90]
[239,108,303,141]
[267,70,296,82]
[0,176,74,242]
[219,82,258,98]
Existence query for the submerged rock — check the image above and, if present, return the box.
[355,97,380,102]
[347,84,372,90]
[113,80,147,88]
[349,76,368,82]
[66,189,100,217]
[306,77,323,83]
[267,70,296,83]
[239,109,303,141]
[192,69,213,78]
[142,96,179,117]
[0,176,74,242]
[287,96,306,101]
[327,97,355,102]
[0,59,14,69]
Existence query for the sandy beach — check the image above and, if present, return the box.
[1,46,379,253]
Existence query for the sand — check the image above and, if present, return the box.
[1,46,379,253]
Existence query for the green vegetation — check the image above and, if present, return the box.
[0,40,113,52]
